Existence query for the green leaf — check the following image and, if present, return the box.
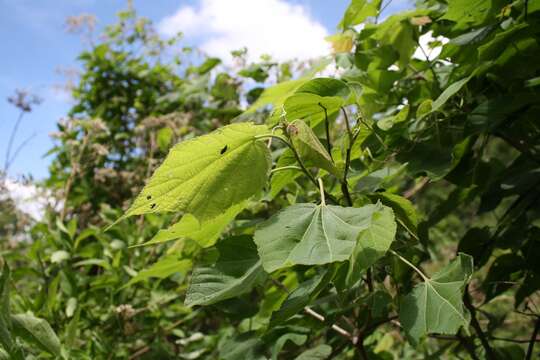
[185,235,266,306]
[287,120,340,177]
[121,123,270,222]
[254,203,394,273]
[0,263,15,356]
[194,57,221,75]
[272,270,332,323]
[347,204,396,285]
[11,313,61,357]
[340,0,382,29]
[295,344,332,360]
[368,192,418,232]
[295,77,350,99]
[270,149,301,198]
[284,93,344,127]
[399,253,474,345]
[431,76,471,114]
[245,79,307,116]
[377,105,409,130]
[271,332,307,360]
[157,127,174,152]
[122,256,192,289]
[219,332,266,360]
[441,0,493,29]
[140,201,246,248]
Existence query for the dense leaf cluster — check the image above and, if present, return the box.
[1,0,540,359]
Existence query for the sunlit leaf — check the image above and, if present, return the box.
[120,123,270,222]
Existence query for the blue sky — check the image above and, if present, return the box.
[0,0,411,180]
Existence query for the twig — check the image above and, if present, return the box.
[61,132,89,221]
[4,111,24,173]
[270,278,355,342]
[340,107,354,207]
[526,317,540,360]
[403,177,429,199]
[464,285,497,360]
[318,102,332,160]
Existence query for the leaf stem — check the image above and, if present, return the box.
[389,249,429,282]
[340,108,354,207]
[318,102,333,160]
[276,127,339,204]
[270,165,302,174]
[318,178,326,206]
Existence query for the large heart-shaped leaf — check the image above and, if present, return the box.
[185,235,266,306]
[400,253,474,345]
[254,202,394,273]
[121,123,270,222]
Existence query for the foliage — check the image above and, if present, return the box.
[2,0,540,359]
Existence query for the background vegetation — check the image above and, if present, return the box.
[1,0,540,359]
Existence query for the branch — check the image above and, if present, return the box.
[526,317,540,360]
[4,111,25,173]
[464,285,497,360]
[318,102,332,160]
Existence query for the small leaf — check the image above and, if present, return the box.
[287,120,340,177]
[340,0,382,29]
[368,192,418,232]
[431,77,471,114]
[399,253,474,345]
[326,33,354,53]
[284,93,344,127]
[295,344,332,360]
[219,332,266,360]
[120,123,270,223]
[11,313,61,356]
[254,203,394,272]
[295,77,350,99]
[377,105,409,130]
[185,235,266,306]
[51,250,70,264]
[271,270,332,324]
[271,332,307,360]
[122,256,192,289]
[140,202,246,248]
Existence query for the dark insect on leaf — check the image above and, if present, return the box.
[150,203,156,209]
[220,145,228,154]
[146,195,152,200]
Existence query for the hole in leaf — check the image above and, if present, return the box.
[150,203,156,209]
[146,195,152,200]
[220,145,228,154]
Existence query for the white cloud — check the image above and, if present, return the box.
[3,178,54,221]
[158,0,331,63]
